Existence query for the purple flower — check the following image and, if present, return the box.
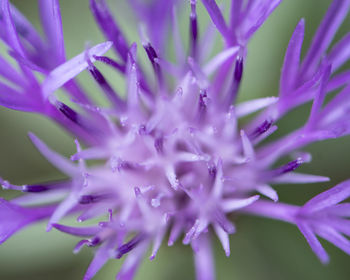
[1,0,350,279]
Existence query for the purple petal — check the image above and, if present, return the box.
[193,234,215,280]
[6,3,45,55]
[326,70,350,92]
[39,0,66,66]
[307,64,332,129]
[241,200,298,223]
[47,194,77,231]
[271,172,329,184]
[236,97,278,117]
[229,0,243,31]
[52,223,101,237]
[240,130,255,160]
[213,224,231,257]
[221,195,260,213]
[0,54,26,86]
[324,203,350,217]
[0,82,32,111]
[203,46,239,76]
[83,237,117,280]
[201,0,229,38]
[240,0,281,41]
[256,184,278,202]
[327,32,350,71]
[301,0,350,79]
[28,132,78,176]
[0,198,54,244]
[315,226,350,255]
[0,0,25,56]
[297,221,329,264]
[302,179,350,214]
[90,0,129,61]
[280,19,305,96]
[42,41,113,98]
[116,241,148,280]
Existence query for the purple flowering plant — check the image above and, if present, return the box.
[1,0,350,279]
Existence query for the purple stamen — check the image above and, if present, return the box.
[250,120,273,139]
[223,56,244,107]
[154,136,164,154]
[198,89,208,122]
[89,236,101,246]
[93,55,126,73]
[89,0,129,62]
[190,0,198,57]
[115,234,146,259]
[207,161,217,179]
[56,101,80,124]
[22,184,49,193]
[88,63,125,111]
[143,42,163,86]
[272,158,303,176]
[234,56,243,84]
[78,194,105,204]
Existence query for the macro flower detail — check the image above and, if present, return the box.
[1,0,350,279]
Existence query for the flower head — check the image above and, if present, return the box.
[1,0,350,279]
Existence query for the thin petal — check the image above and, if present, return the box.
[0,0,25,56]
[203,46,239,76]
[213,224,230,257]
[307,65,332,129]
[221,195,260,213]
[297,221,329,264]
[116,241,148,280]
[0,54,26,86]
[47,194,77,231]
[84,237,116,280]
[236,97,278,117]
[90,0,129,61]
[0,198,54,244]
[316,226,350,255]
[52,223,100,237]
[327,32,350,71]
[201,0,229,38]
[256,184,278,202]
[280,19,305,95]
[28,132,78,176]
[39,0,65,65]
[301,0,350,78]
[193,234,215,280]
[271,172,330,184]
[42,41,113,98]
[302,179,350,214]
[240,130,255,160]
[0,82,31,111]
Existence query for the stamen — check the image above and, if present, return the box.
[250,119,274,139]
[230,56,243,104]
[23,185,49,193]
[143,42,163,86]
[56,101,80,124]
[89,0,129,61]
[190,0,198,57]
[197,89,208,122]
[271,158,303,176]
[78,194,105,204]
[154,136,164,154]
[87,62,125,111]
[115,234,146,259]
[93,55,126,73]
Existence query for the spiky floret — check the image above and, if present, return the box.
[1,0,350,279]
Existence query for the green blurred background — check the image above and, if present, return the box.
[1,0,350,279]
